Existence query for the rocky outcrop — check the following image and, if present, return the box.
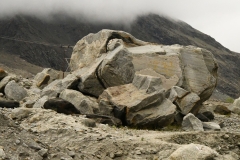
[0,30,218,129]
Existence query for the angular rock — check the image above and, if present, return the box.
[228,97,240,114]
[0,68,8,80]
[168,86,189,102]
[169,143,219,160]
[0,75,16,92]
[4,80,28,101]
[41,74,78,98]
[175,92,200,115]
[202,122,221,131]
[33,96,49,108]
[133,69,163,93]
[59,89,99,114]
[34,68,60,87]
[214,105,231,115]
[44,98,80,114]
[182,113,204,131]
[98,45,135,88]
[99,84,176,128]
[70,29,147,71]
[0,97,19,108]
[73,55,106,97]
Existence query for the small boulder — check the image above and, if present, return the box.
[202,122,221,131]
[214,105,231,115]
[11,108,34,120]
[182,113,204,131]
[59,89,99,114]
[44,98,80,114]
[0,75,16,92]
[4,80,28,101]
[169,143,219,160]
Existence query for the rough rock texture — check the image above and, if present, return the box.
[59,89,99,114]
[98,45,135,88]
[169,143,219,160]
[4,80,28,101]
[182,113,204,131]
[99,84,176,128]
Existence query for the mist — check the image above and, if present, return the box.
[0,0,240,52]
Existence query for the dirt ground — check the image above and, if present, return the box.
[1,100,240,160]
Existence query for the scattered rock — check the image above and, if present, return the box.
[11,108,34,120]
[182,113,204,131]
[4,80,28,101]
[33,96,49,108]
[38,148,48,157]
[81,118,96,127]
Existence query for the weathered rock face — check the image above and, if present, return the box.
[66,29,218,128]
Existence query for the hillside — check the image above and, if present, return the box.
[0,14,239,98]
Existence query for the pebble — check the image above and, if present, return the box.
[38,148,48,157]
[0,147,6,159]
[109,152,115,158]
[135,150,141,155]
[16,139,21,144]
[67,150,75,158]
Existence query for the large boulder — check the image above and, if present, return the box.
[97,45,135,88]
[70,30,217,117]
[4,80,28,101]
[99,83,176,128]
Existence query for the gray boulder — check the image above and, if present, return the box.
[175,92,200,115]
[34,68,60,87]
[59,89,99,114]
[99,83,176,128]
[182,113,204,131]
[169,143,219,160]
[98,45,135,88]
[4,80,28,101]
[0,75,16,92]
[73,55,106,97]
[41,74,79,98]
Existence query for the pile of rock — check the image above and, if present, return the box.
[0,29,219,129]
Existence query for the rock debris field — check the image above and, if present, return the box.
[1,30,240,159]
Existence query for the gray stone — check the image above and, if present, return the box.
[59,89,99,114]
[4,80,28,101]
[81,119,96,127]
[168,86,189,102]
[229,97,240,114]
[169,143,219,160]
[202,122,221,130]
[40,74,79,98]
[175,92,200,115]
[133,69,163,94]
[73,55,106,97]
[98,45,135,88]
[11,108,34,120]
[34,68,60,87]
[0,76,14,92]
[214,105,231,115]
[99,84,176,128]
[182,113,204,131]
[70,29,147,71]
[33,96,49,108]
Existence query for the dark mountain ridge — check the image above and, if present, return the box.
[0,14,239,98]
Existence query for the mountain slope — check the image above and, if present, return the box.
[0,14,239,98]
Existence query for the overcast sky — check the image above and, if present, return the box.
[0,0,239,52]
